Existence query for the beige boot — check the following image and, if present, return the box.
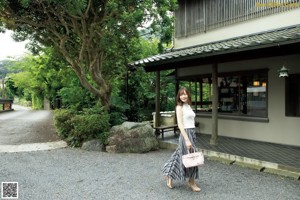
[188,178,201,192]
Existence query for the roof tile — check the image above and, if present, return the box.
[129,25,300,67]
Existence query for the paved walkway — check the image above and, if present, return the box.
[0,104,67,152]
[160,132,300,180]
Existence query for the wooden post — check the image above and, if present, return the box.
[155,71,161,128]
[210,63,218,145]
[175,79,179,97]
[175,78,179,125]
[200,80,203,108]
[194,81,197,111]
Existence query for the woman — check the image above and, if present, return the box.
[162,87,201,192]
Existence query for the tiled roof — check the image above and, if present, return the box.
[129,25,300,68]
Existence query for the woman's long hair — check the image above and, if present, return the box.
[176,87,192,106]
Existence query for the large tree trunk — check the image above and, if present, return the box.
[63,49,112,110]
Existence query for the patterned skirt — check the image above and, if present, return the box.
[162,128,199,181]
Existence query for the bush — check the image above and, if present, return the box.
[54,106,110,147]
[53,109,74,139]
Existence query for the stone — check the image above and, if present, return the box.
[81,139,104,151]
[106,121,159,153]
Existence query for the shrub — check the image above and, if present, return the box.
[69,113,110,147]
[53,109,74,139]
[54,106,110,147]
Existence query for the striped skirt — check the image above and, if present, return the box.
[162,128,199,181]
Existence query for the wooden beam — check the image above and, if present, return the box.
[210,63,218,145]
[155,71,161,128]
[194,81,197,111]
[200,79,203,108]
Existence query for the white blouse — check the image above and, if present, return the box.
[182,103,195,129]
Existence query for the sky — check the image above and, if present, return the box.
[0,30,29,60]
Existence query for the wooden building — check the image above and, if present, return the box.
[129,0,300,147]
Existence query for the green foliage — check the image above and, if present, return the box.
[54,106,110,147]
[3,48,99,110]
[70,114,109,147]
[119,68,176,122]
[1,0,180,146]
[109,95,129,126]
[58,84,97,110]
[53,109,74,139]
[1,60,19,98]
[160,70,176,110]
[31,93,43,110]
[114,36,177,122]
[15,97,32,107]
[9,71,33,100]
[1,0,179,129]
[3,77,16,99]
[0,0,178,109]
[120,69,143,122]
[179,81,211,106]
[5,54,53,108]
[0,60,11,78]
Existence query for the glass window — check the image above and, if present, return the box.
[286,74,300,117]
[181,70,268,118]
[218,76,240,114]
[241,74,268,117]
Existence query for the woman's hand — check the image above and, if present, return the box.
[185,139,192,149]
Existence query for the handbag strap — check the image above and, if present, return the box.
[187,147,198,154]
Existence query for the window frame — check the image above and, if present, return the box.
[179,69,269,120]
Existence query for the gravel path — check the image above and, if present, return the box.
[1,148,299,200]
[0,105,60,145]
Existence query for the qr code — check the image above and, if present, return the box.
[1,182,18,199]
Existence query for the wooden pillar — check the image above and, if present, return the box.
[155,71,161,128]
[175,80,179,95]
[210,63,218,145]
[174,78,179,125]
[208,78,212,101]
[126,70,129,104]
[194,81,197,111]
[200,80,203,108]
[175,79,179,104]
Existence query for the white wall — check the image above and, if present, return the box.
[178,55,300,146]
[175,8,300,49]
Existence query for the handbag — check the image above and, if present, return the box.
[182,148,204,168]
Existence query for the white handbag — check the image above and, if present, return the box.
[182,148,204,168]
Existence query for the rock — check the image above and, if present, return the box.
[81,139,104,151]
[106,121,159,153]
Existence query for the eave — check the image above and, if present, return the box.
[129,24,300,72]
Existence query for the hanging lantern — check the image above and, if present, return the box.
[278,66,289,77]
